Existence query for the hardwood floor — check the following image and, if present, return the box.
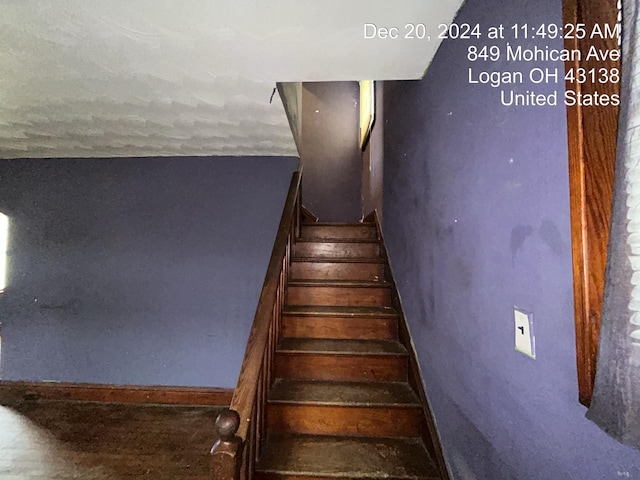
[0,398,224,479]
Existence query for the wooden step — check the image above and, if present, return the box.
[290,257,385,281]
[267,379,421,437]
[294,240,380,259]
[300,222,378,240]
[275,338,408,382]
[287,280,391,307]
[255,433,440,480]
[282,306,398,340]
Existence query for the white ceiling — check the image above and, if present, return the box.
[0,1,464,159]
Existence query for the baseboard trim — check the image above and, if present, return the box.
[0,381,233,406]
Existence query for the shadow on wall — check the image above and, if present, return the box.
[442,396,519,480]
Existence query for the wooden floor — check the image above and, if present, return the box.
[0,398,224,480]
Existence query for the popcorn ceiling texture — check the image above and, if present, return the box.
[0,0,463,159]
[0,3,296,158]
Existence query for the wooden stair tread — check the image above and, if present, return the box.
[288,279,390,288]
[304,222,376,227]
[283,305,398,317]
[268,379,420,406]
[296,238,380,244]
[294,240,380,260]
[256,433,440,479]
[277,338,407,355]
[292,256,385,264]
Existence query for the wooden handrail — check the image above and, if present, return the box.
[211,168,302,479]
[230,169,301,437]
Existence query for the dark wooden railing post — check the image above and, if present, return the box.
[211,409,243,480]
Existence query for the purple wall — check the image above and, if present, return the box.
[382,0,640,478]
[0,156,298,388]
[301,82,362,222]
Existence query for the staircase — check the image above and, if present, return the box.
[254,221,443,480]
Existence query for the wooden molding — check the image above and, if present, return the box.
[0,381,233,406]
[562,0,620,406]
[300,204,319,223]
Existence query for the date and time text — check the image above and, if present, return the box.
[364,22,621,107]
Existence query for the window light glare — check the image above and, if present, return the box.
[359,80,375,150]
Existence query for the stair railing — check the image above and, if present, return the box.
[211,168,302,480]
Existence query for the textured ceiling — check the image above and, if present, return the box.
[0,1,464,159]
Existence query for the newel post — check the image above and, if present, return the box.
[211,409,243,480]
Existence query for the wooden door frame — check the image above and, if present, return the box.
[562,0,620,406]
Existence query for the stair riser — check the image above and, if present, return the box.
[282,315,398,340]
[294,242,379,259]
[275,353,407,382]
[287,286,391,307]
[255,475,362,480]
[253,472,368,480]
[290,262,385,281]
[256,473,439,480]
[301,225,378,240]
[267,404,421,437]
[256,472,438,480]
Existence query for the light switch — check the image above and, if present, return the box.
[514,307,535,359]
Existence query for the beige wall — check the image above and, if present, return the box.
[362,82,384,223]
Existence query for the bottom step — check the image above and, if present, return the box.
[255,433,440,480]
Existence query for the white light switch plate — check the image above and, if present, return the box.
[514,307,535,359]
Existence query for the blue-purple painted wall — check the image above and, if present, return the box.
[301,82,362,222]
[382,0,640,478]
[0,156,298,388]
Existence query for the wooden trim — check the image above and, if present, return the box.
[562,0,620,406]
[300,205,319,223]
[0,381,233,406]
[362,211,376,223]
[276,82,303,155]
[368,209,452,480]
